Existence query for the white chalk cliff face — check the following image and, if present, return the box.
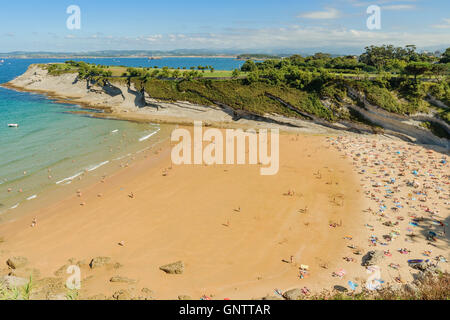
[5,65,450,149]
[5,64,240,124]
[4,65,339,134]
[8,65,147,112]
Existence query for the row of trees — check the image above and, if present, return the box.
[242,54,366,73]
[358,45,436,69]
[240,45,450,85]
[125,67,204,80]
[64,61,113,78]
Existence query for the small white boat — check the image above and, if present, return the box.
[8,124,19,128]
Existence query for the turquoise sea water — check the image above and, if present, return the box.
[0,58,243,215]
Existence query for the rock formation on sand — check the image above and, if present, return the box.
[159,261,184,274]
[6,256,28,269]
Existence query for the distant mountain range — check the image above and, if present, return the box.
[0,49,342,59]
[1,45,447,59]
[0,50,242,59]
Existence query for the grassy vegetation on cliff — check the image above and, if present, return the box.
[39,45,449,125]
[132,78,333,119]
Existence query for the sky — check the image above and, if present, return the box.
[0,0,449,54]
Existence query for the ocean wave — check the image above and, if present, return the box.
[26,194,37,201]
[113,155,128,161]
[55,160,110,185]
[113,153,133,161]
[87,160,110,172]
[10,203,19,209]
[139,128,160,142]
[56,172,83,185]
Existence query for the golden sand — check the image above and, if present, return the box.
[0,132,368,299]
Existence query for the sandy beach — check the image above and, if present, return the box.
[0,58,448,301]
[0,126,447,300]
[0,130,366,300]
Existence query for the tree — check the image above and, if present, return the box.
[160,66,171,78]
[244,72,258,84]
[359,45,424,70]
[404,62,432,82]
[385,59,407,73]
[431,63,449,82]
[241,60,257,72]
[232,69,241,78]
[151,69,160,78]
[172,70,181,79]
[288,54,305,66]
[440,48,450,63]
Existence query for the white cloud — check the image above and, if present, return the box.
[297,8,341,20]
[431,18,450,29]
[143,34,163,42]
[382,4,416,10]
[53,25,449,53]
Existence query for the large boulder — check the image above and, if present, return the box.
[283,288,303,300]
[29,277,67,300]
[362,251,384,266]
[110,276,137,284]
[409,261,428,272]
[403,283,419,295]
[89,257,112,269]
[112,289,132,300]
[159,261,184,275]
[6,256,28,269]
[408,261,439,273]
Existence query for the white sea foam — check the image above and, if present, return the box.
[55,160,109,185]
[113,155,128,161]
[87,161,110,172]
[112,129,119,133]
[139,128,160,142]
[26,195,37,201]
[10,203,19,209]
[56,172,83,185]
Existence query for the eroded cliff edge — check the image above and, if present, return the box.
[3,64,449,150]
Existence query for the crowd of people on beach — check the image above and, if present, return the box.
[325,135,448,291]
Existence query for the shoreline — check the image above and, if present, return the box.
[0,55,239,60]
[3,64,449,151]
[0,131,373,299]
[1,67,448,300]
[0,123,171,225]
[0,69,358,138]
[2,129,447,300]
